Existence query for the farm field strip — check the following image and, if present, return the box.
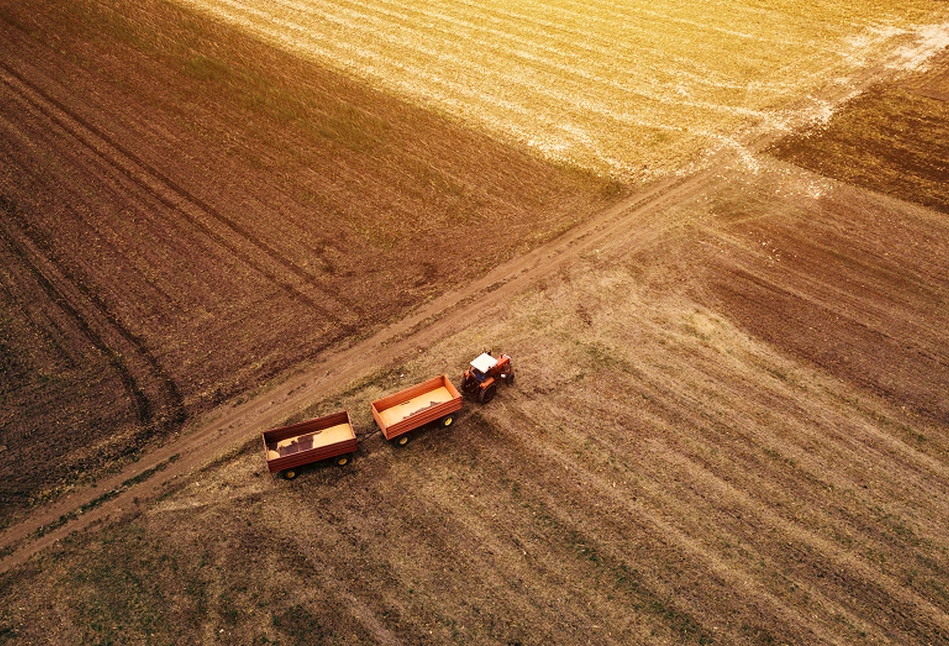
[460,217,949,640]
[476,404,847,642]
[0,63,350,363]
[0,43,362,519]
[0,62,361,329]
[0,70,190,419]
[178,0,949,178]
[0,48,372,340]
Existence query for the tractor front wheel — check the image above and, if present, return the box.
[479,383,497,404]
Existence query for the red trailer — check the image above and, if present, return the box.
[371,374,462,445]
[262,410,358,479]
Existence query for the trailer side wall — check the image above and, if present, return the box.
[262,410,357,474]
[371,374,462,440]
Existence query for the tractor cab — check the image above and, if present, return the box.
[461,351,515,404]
[468,353,498,381]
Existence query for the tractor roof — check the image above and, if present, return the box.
[470,353,498,373]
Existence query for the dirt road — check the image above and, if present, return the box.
[0,165,694,571]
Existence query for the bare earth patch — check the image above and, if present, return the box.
[771,49,949,212]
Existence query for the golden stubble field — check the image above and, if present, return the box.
[178,0,949,179]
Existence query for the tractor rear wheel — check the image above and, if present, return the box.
[479,383,497,404]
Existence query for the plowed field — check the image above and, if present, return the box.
[2,0,949,645]
[0,0,618,522]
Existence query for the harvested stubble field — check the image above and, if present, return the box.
[179,0,948,180]
[2,0,949,644]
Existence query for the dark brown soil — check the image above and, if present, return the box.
[694,179,949,425]
[0,0,620,521]
[759,50,949,426]
[771,50,949,213]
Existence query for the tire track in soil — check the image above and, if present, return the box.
[0,46,925,573]
[480,329,949,643]
[658,448,949,639]
[0,196,184,435]
[0,60,363,330]
[479,399,844,644]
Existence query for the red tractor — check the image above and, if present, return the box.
[460,351,515,404]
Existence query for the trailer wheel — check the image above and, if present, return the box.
[283,469,297,480]
[335,455,350,466]
[442,415,455,427]
[479,383,497,404]
[397,434,410,446]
